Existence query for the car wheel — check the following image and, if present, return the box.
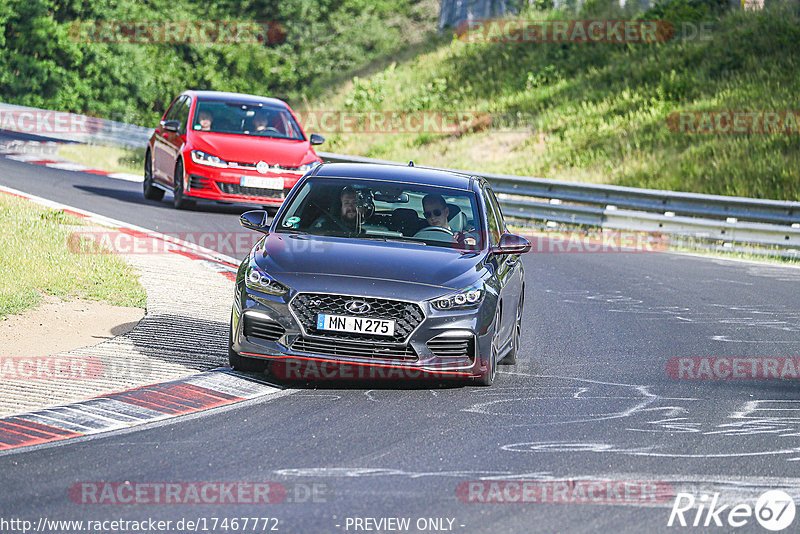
[143,150,164,201]
[172,159,195,210]
[476,307,500,386]
[500,294,523,365]
[228,315,267,373]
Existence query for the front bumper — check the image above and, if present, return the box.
[182,162,304,206]
[230,283,496,380]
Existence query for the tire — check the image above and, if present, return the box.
[475,307,500,386]
[228,316,267,373]
[143,150,164,201]
[500,294,523,365]
[172,159,195,210]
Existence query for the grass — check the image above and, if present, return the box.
[57,144,145,175]
[0,194,147,319]
[306,1,800,201]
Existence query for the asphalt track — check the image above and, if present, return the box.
[1,143,800,533]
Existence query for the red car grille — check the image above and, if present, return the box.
[217,182,286,198]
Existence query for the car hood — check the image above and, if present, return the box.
[253,234,487,301]
[189,132,318,166]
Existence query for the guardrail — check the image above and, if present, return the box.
[0,102,152,149]
[318,151,800,253]
[0,100,797,256]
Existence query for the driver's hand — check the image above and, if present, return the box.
[455,231,477,247]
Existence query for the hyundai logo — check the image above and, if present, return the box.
[344,300,371,314]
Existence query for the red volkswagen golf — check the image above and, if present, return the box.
[144,90,324,209]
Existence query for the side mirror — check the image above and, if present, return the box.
[309,133,325,145]
[492,233,531,255]
[162,120,180,133]
[240,210,270,233]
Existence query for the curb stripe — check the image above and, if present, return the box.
[112,383,241,415]
[0,419,82,449]
[0,371,283,454]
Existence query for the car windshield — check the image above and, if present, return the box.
[191,99,304,140]
[275,177,484,250]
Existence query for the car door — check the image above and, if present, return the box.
[484,185,520,349]
[153,96,182,183]
[165,96,191,187]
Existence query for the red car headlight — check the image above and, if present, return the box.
[191,150,229,168]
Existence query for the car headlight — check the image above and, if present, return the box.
[430,279,485,310]
[191,150,229,168]
[245,261,289,296]
[296,160,321,173]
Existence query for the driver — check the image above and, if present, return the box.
[312,186,363,234]
[251,111,271,133]
[422,194,450,230]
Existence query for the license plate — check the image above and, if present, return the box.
[240,175,284,189]
[316,314,395,336]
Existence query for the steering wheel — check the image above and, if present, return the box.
[413,226,455,239]
[261,127,280,134]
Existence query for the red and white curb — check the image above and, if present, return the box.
[0,140,143,182]
[0,370,286,453]
[0,185,284,452]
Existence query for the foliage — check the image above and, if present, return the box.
[0,0,439,125]
[318,2,800,200]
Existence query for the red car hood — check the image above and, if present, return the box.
[189,132,318,166]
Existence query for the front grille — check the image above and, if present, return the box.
[217,182,286,198]
[292,336,417,360]
[427,334,474,359]
[291,293,424,343]
[243,314,285,342]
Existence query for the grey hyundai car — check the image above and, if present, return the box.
[229,163,530,385]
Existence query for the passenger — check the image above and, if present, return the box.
[421,193,477,246]
[197,111,213,131]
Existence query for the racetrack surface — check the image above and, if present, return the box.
[1,146,800,533]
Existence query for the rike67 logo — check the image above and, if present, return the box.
[668,490,796,531]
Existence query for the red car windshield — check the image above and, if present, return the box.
[192,99,305,141]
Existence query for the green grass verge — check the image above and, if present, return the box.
[57,144,145,175]
[311,2,800,200]
[0,194,147,319]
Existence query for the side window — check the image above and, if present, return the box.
[176,97,191,134]
[163,96,182,122]
[482,187,501,245]
[486,188,507,234]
